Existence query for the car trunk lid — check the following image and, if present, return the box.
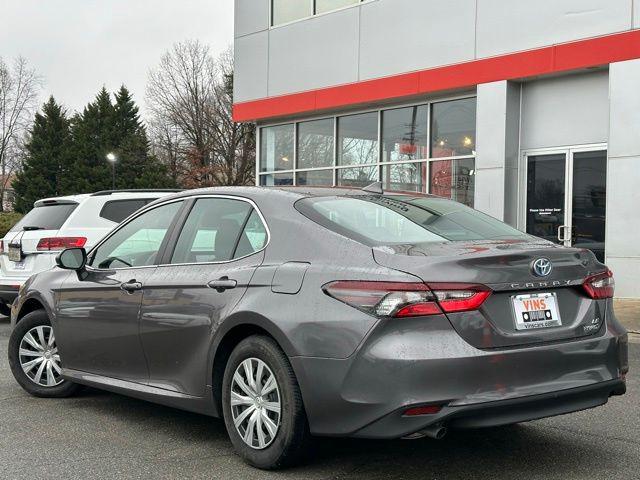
[372,239,608,349]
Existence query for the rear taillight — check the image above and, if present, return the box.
[322,281,491,318]
[582,269,614,299]
[428,283,492,313]
[36,237,87,251]
[0,240,3,254]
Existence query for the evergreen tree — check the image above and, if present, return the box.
[13,97,72,213]
[65,86,174,193]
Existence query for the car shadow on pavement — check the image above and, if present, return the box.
[60,387,615,479]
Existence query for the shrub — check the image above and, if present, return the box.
[0,212,24,238]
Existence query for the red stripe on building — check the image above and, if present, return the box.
[233,29,640,122]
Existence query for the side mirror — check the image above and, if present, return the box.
[56,248,87,271]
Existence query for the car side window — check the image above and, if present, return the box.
[89,201,183,269]
[234,210,268,259]
[170,198,265,264]
[99,199,154,223]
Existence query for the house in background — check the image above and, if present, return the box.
[232,0,640,298]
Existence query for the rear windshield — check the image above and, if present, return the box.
[295,195,529,245]
[10,203,78,232]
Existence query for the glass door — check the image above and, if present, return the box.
[524,147,607,262]
[570,150,607,262]
[525,153,567,245]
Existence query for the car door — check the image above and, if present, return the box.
[139,196,269,396]
[54,200,185,383]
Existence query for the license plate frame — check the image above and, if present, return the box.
[511,292,562,330]
[8,245,22,263]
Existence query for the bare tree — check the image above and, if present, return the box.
[0,57,40,211]
[146,41,255,187]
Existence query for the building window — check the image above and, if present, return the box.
[259,124,294,172]
[272,0,363,26]
[259,173,293,186]
[431,98,476,159]
[383,162,426,193]
[337,112,379,166]
[381,105,429,163]
[297,169,334,186]
[298,118,334,169]
[258,96,477,207]
[316,0,360,14]
[429,158,475,207]
[337,166,378,188]
[272,0,313,26]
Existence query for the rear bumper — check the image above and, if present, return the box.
[352,379,625,438]
[291,314,628,439]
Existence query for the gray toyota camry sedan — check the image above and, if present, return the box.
[8,186,628,469]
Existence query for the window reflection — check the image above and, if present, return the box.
[259,173,293,186]
[297,169,334,186]
[337,166,378,188]
[260,124,294,172]
[429,158,475,207]
[431,98,476,158]
[383,162,426,193]
[338,112,379,166]
[382,105,429,163]
[298,118,334,169]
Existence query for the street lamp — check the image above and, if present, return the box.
[106,152,117,189]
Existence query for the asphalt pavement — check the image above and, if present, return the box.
[1,318,638,480]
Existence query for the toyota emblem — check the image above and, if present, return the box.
[532,258,553,277]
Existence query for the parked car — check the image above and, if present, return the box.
[7,186,628,469]
[0,189,180,316]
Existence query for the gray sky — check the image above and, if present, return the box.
[1,0,234,117]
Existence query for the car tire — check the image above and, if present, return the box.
[222,335,312,470]
[8,310,80,398]
[0,302,12,318]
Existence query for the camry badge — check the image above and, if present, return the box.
[532,258,553,277]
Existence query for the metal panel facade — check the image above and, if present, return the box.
[520,71,610,150]
[359,0,476,80]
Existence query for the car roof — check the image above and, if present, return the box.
[144,185,436,206]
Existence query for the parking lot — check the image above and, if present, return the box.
[0,319,638,480]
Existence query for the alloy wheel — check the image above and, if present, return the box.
[19,326,63,387]
[230,358,281,449]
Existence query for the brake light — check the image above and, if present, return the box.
[583,269,614,299]
[323,281,491,318]
[428,283,492,313]
[0,240,3,254]
[36,237,87,251]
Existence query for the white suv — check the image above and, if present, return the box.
[0,189,179,315]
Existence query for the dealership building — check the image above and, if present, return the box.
[233,0,640,298]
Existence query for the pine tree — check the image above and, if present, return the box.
[111,86,175,189]
[65,86,174,193]
[13,97,72,213]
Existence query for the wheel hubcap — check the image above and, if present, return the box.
[19,326,63,387]
[230,358,281,450]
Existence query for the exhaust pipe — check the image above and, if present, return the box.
[402,424,448,440]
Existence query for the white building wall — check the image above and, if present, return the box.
[606,59,640,298]
[520,71,610,151]
[475,0,633,57]
[234,0,637,104]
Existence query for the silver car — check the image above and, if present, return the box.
[8,186,628,469]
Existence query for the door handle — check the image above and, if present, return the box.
[207,277,237,293]
[557,225,568,242]
[120,280,143,293]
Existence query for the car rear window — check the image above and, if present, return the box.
[99,199,154,223]
[10,203,78,232]
[295,195,529,245]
